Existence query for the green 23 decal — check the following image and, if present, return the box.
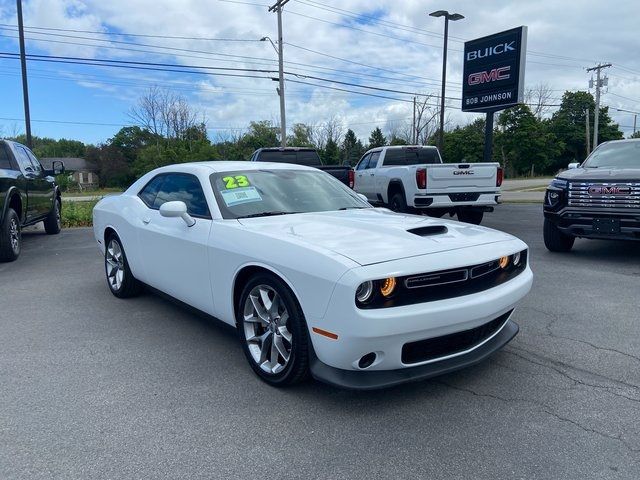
[222,175,250,189]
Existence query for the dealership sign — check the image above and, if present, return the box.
[462,26,527,112]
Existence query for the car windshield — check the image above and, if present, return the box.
[582,141,640,168]
[210,169,370,219]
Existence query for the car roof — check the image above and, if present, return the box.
[151,161,319,175]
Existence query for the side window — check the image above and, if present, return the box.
[0,144,15,170]
[14,146,34,172]
[153,174,211,218]
[383,149,405,166]
[138,175,166,208]
[355,153,371,171]
[25,149,43,173]
[366,151,380,169]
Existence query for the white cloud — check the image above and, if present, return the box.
[2,0,639,141]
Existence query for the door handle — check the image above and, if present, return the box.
[142,218,151,225]
[369,173,375,176]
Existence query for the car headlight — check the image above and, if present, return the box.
[356,281,374,304]
[549,178,568,189]
[380,277,397,297]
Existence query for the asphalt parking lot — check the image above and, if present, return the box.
[1,204,639,479]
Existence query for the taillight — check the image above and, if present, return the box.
[348,169,355,189]
[496,167,504,187]
[416,168,426,189]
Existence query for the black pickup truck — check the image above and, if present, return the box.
[543,138,640,251]
[0,140,64,262]
[249,147,354,187]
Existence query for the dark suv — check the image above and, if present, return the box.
[543,138,640,251]
[0,140,64,262]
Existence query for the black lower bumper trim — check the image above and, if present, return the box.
[309,320,519,391]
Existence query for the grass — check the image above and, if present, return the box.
[61,200,98,228]
[64,188,123,197]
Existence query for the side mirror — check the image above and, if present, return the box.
[568,162,580,169]
[159,201,196,227]
[53,160,65,175]
[357,193,368,202]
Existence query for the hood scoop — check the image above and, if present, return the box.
[407,225,448,237]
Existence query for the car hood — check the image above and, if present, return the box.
[558,167,640,182]
[237,208,516,266]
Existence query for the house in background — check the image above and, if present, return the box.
[41,157,100,190]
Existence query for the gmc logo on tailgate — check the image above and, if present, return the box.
[588,185,631,195]
[454,170,474,175]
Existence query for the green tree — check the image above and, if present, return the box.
[367,127,386,149]
[340,129,365,166]
[496,105,562,176]
[239,121,279,153]
[289,123,314,147]
[441,118,487,163]
[549,91,622,170]
[321,137,340,165]
[389,135,408,146]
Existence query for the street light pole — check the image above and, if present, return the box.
[429,10,464,153]
[268,0,290,148]
[16,0,32,148]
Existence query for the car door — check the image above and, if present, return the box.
[362,151,381,201]
[12,146,46,221]
[353,153,371,194]
[24,148,55,217]
[135,173,215,315]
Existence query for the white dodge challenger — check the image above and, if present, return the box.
[93,161,532,389]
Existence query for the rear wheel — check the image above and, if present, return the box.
[457,210,484,225]
[105,234,143,298]
[44,198,62,235]
[543,218,575,252]
[389,192,408,213]
[237,273,309,387]
[0,208,21,262]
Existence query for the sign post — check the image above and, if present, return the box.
[462,26,527,162]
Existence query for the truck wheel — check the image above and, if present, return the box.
[389,192,408,213]
[543,218,575,252]
[0,208,21,262]
[457,210,484,225]
[44,198,62,235]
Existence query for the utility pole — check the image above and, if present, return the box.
[412,96,416,144]
[633,113,637,135]
[268,0,289,148]
[585,108,591,155]
[16,0,32,147]
[587,63,611,148]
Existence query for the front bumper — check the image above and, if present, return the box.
[309,319,518,390]
[307,240,532,382]
[544,206,640,240]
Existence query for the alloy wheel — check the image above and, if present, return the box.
[9,218,19,253]
[106,239,125,291]
[243,285,293,374]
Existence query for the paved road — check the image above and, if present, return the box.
[1,206,639,479]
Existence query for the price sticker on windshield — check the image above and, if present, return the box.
[220,187,262,207]
[222,175,250,189]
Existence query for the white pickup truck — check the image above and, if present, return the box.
[353,145,503,224]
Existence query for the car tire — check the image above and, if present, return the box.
[44,198,62,235]
[457,210,484,225]
[389,192,408,213]
[543,218,575,252]
[105,233,143,298]
[0,208,21,263]
[237,273,310,387]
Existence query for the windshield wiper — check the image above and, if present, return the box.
[237,211,301,219]
[338,206,369,210]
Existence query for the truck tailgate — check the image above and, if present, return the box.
[426,163,499,192]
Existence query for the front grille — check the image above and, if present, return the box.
[448,192,480,202]
[568,182,640,208]
[401,310,512,364]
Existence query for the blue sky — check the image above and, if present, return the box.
[0,0,639,145]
